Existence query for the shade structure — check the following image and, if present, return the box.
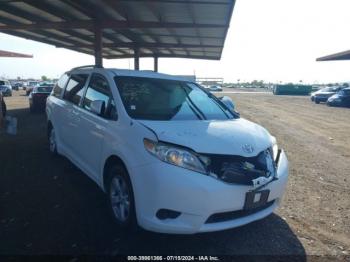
[0,49,33,58]
[0,0,235,64]
[317,50,350,61]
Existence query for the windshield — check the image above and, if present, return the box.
[114,76,235,121]
[40,82,54,87]
[323,87,338,92]
[340,89,350,95]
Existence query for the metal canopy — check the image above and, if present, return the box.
[0,49,32,57]
[317,50,350,61]
[0,0,235,68]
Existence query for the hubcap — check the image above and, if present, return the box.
[49,129,56,153]
[110,176,130,222]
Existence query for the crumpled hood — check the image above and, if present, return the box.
[139,118,273,157]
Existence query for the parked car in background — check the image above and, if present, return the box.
[311,86,342,104]
[29,85,54,112]
[25,81,40,96]
[46,66,289,234]
[209,85,223,92]
[0,79,13,97]
[13,82,23,91]
[327,88,350,107]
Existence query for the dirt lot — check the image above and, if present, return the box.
[0,90,349,258]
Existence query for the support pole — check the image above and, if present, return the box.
[94,26,103,68]
[154,56,158,72]
[134,48,140,70]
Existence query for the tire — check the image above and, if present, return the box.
[48,125,58,155]
[1,100,6,117]
[315,99,320,104]
[107,164,137,230]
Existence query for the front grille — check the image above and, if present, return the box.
[205,200,275,224]
[204,149,276,185]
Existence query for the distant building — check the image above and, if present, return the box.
[196,77,224,86]
[174,75,196,82]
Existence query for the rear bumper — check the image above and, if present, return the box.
[30,96,49,108]
[130,150,289,234]
[0,90,12,96]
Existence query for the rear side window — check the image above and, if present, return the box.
[52,74,69,98]
[63,74,88,105]
[83,74,115,119]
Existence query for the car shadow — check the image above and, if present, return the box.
[0,107,305,259]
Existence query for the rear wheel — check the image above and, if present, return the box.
[107,165,136,230]
[48,126,57,155]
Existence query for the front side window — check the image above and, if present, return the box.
[52,74,69,98]
[114,76,234,121]
[83,74,116,119]
[63,74,88,105]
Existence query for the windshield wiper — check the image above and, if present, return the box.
[207,92,238,119]
[180,86,207,120]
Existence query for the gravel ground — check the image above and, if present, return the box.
[0,90,349,258]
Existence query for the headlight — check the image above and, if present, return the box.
[271,136,278,161]
[144,138,209,174]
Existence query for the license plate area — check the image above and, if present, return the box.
[243,190,270,210]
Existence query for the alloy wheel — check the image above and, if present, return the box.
[110,175,130,223]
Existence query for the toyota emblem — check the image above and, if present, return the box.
[242,144,254,154]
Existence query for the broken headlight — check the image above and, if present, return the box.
[271,136,279,161]
[144,138,210,174]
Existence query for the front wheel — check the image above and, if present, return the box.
[107,165,136,229]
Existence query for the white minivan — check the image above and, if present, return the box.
[46,66,289,234]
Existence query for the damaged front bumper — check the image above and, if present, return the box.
[130,150,289,234]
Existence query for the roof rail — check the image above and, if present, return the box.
[70,65,101,71]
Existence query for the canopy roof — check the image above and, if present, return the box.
[0,0,235,61]
[317,50,350,61]
[0,49,33,58]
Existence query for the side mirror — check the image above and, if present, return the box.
[90,100,105,116]
[219,96,235,111]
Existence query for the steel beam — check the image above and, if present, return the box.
[94,26,103,68]
[0,20,226,30]
[107,53,218,60]
[134,48,140,70]
[0,50,33,58]
[154,56,158,72]
[56,43,221,49]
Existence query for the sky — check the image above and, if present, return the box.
[1,0,350,84]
